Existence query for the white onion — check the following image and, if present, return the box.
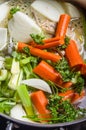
[0,28,7,50]
[8,11,41,43]
[10,104,33,122]
[31,0,65,22]
[21,78,52,94]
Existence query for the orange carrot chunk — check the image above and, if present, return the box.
[31,90,50,120]
[59,90,74,101]
[17,42,61,62]
[65,40,84,69]
[55,14,71,40]
[33,60,62,86]
[81,63,86,75]
[31,39,64,49]
[62,81,73,88]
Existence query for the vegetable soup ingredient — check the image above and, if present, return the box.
[55,14,71,40]
[18,42,61,62]
[0,2,10,23]
[31,90,50,120]
[31,0,65,22]
[10,6,20,15]
[47,94,81,123]
[17,84,34,116]
[21,78,52,93]
[0,69,8,81]
[65,40,84,69]
[33,60,62,86]
[8,11,41,43]
[0,28,7,50]
[10,104,33,122]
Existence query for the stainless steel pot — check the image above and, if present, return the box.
[0,0,86,130]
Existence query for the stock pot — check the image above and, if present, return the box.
[0,0,86,130]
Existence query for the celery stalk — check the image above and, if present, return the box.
[17,84,34,116]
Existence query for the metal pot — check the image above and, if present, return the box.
[0,0,86,130]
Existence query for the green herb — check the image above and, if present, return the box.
[30,33,45,45]
[54,58,84,93]
[12,51,22,60]
[10,6,20,15]
[23,47,30,55]
[47,94,81,123]
[58,36,70,50]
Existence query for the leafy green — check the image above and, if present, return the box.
[58,36,70,50]
[47,94,82,123]
[10,6,20,15]
[30,33,45,45]
[54,58,84,93]
[23,47,30,55]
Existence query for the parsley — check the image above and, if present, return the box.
[10,6,20,15]
[58,36,70,50]
[47,94,82,123]
[23,47,30,55]
[54,58,84,93]
[30,33,45,45]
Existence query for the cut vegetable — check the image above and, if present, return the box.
[21,78,52,93]
[10,104,33,122]
[17,84,34,116]
[0,69,8,81]
[11,58,20,74]
[31,0,65,22]
[0,2,10,23]
[0,28,7,50]
[31,90,50,120]
[63,2,81,18]
[8,11,41,43]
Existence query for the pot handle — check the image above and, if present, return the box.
[6,122,13,130]
[6,121,19,130]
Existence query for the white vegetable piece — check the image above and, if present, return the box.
[10,104,33,122]
[64,2,81,18]
[0,56,5,69]
[0,28,7,50]
[0,2,10,22]
[31,0,65,22]
[21,78,52,94]
[8,11,41,43]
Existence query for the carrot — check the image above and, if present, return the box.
[31,90,50,120]
[33,60,62,86]
[18,42,61,62]
[59,90,74,101]
[81,63,86,75]
[55,14,71,40]
[65,40,84,69]
[62,81,73,88]
[71,90,85,103]
[31,39,64,49]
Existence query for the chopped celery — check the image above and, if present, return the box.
[8,73,20,90]
[0,69,8,81]
[8,69,23,90]
[5,57,12,70]
[17,84,34,116]
[11,58,20,74]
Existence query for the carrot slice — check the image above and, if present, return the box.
[31,90,50,120]
[18,42,61,62]
[33,60,62,85]
[65,40,84,69]
[59,90,74,101]
[55,14,71,40]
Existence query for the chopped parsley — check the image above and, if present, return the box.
[10,6,20,15]
[30,33,45,45]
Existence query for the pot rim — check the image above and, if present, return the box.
[0,113,86,128]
